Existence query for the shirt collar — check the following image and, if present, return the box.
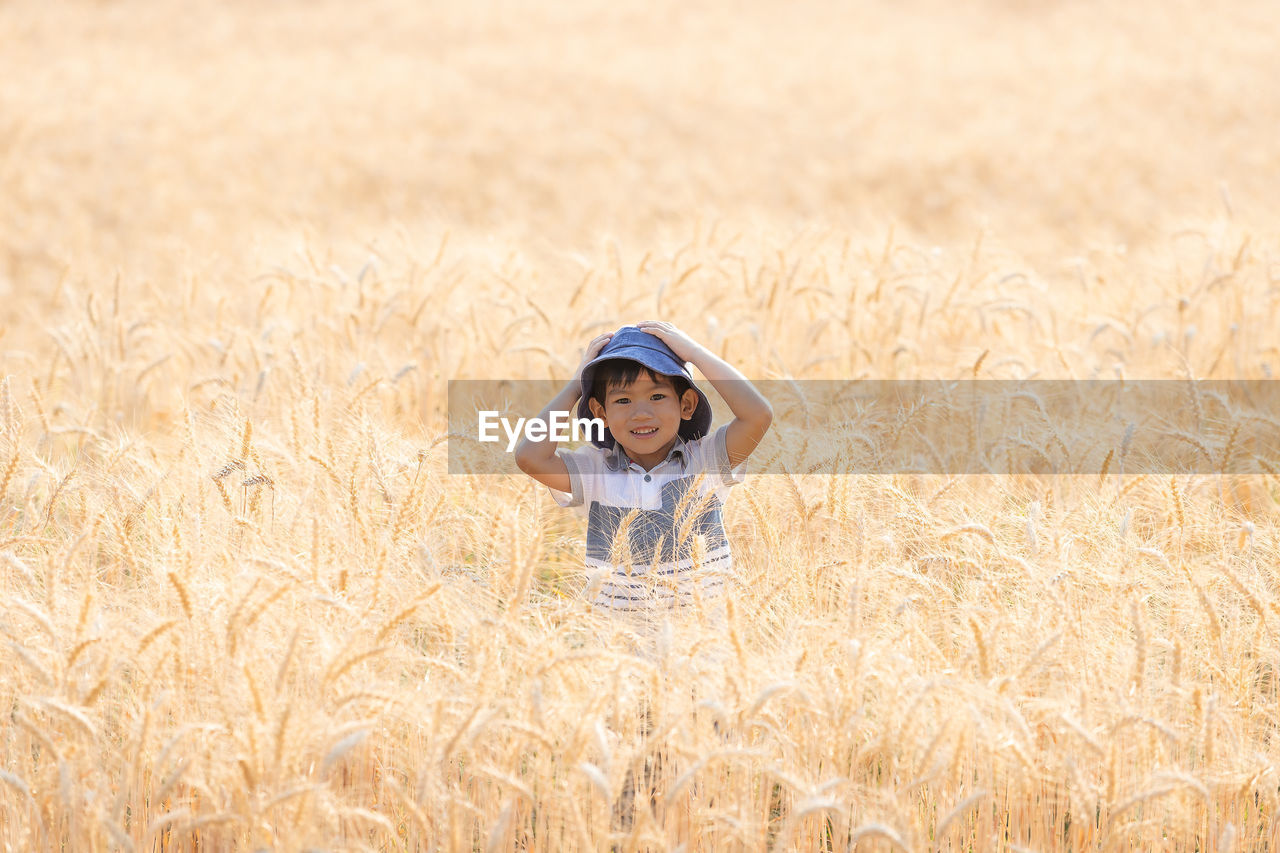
[604,435,689,473]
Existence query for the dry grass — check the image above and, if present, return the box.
[3,0,1280,849]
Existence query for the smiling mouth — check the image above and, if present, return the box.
[630,427,659,437]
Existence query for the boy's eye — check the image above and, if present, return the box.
[651,393,666,400]
[612,397,630,405]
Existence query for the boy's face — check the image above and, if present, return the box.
[587,371,699,468]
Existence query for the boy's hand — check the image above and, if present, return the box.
[574,331,613,379]
[635,321,704,365]
[639,319,772,469]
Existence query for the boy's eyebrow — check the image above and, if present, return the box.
[607,378,672,395]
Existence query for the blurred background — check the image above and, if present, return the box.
[5,0,1278,297]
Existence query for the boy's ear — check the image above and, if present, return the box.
[587,397,606,419]
[679,389,698,420]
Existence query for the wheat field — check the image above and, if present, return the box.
[4,0,1280,849]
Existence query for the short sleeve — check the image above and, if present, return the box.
[713,424,747,485]
[690,424,745,488]
[549,444,602,509]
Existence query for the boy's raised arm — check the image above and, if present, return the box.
[635,321,772,468]
[513,332,613,492]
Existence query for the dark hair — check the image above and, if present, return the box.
[589,359,691,408]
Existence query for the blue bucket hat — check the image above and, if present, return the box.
[577,326,713,449]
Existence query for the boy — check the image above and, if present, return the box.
[514,321,772,618]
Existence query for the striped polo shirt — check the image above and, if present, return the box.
[550,425,744,612]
